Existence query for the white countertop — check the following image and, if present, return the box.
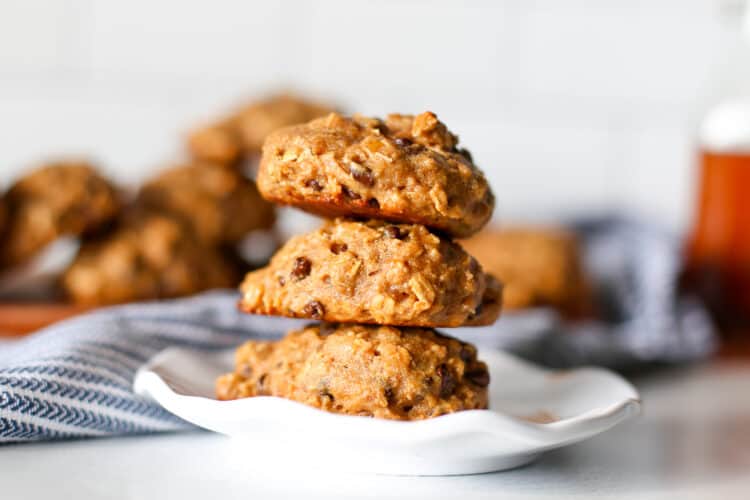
[2,361,749,500]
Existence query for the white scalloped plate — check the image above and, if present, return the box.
[134,347,640,476]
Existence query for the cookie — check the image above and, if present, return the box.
[461,227,589,315]
[186,119,242,166]
[238,218,500,327]
[62,213,237,305]
[136,162,275,246]
[1,162,121,267]
[465,274,503,326]
[188,94,334,165]
[216,323,489,420]
[257,111,494,238]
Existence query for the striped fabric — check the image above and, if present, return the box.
[0,217,717,443]
[0,292,300,443]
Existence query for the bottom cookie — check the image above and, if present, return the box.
[216,323,489,420]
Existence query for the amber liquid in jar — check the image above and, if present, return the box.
[683,150,750,332]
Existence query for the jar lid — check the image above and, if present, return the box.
[699,98,750,152]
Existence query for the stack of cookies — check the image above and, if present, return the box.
[216,111,502,420]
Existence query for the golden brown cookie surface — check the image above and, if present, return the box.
[216,323,489,420]
[464,274,504,326]
[257,112,494,238]
[461,227,589,315]
[62,213,237,305]
[238,218,499,327]
[187,119,243,166]
[137,162,275,246]
[1,162,121,267]
[188,94,334,165]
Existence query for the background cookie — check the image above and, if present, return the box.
[136,162,275,247]
[61,213,237,305]
[186,119,242,166]
[188,93,334,166]
[462,227,590,316]
[1,162,121,267]
[239,218,498,327]
[257,111,494,238]
[216,323,489,420]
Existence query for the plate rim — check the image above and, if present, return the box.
[134,346,641,451]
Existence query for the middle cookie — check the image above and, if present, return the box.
[239,218,501,327]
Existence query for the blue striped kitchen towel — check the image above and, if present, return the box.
[0,216,717,443]
[0,292,300,444]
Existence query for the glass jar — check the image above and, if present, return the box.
[683,4,750,333]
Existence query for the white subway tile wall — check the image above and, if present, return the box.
[0,0,741,230]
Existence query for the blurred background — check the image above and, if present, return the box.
[3,0,750,353]
[3,5,750,491]
[1,0,746,229]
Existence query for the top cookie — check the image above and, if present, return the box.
[188,94,334,165]
[1,162,121,267]
[257,112,494,238]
